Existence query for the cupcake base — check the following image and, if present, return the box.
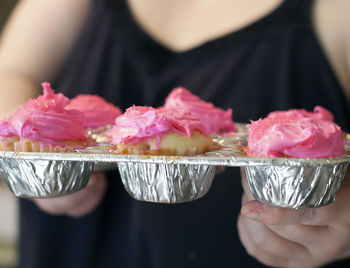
[114,131,220,156]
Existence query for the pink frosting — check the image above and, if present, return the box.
[163,87,236,134]
[111,106,208,146]
[66,94,122,128]
[0,82,87,145]
[267,106,334,121]
[247,107,345,158]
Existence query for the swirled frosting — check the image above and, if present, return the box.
[111,106,208,146]
[163,87,236,134]
[66,94,122,128]
[0,82,87,145]
[247,107,345,158]
[266,106,334,121]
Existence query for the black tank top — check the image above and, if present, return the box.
[19,0,350,267]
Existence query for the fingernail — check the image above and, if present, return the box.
[245,211,260,220]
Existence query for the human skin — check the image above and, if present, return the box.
[0,0,92,119]
[239,168,350,267]
[0,0,350,266]
[35,172,107,217]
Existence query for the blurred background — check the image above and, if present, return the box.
[0,1,16,31]
[0,2,19,268]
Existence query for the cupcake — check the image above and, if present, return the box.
[163,87,236,134]
[266,105,334,121]
[110,106,219,155]
[246,106,345,158]
[0,82,88,152]
[66,94,122,128]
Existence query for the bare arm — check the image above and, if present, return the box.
[0,0,92,118]
[0,0,108,218]
[313,0,350,99]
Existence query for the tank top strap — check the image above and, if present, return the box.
[279,0,315,27]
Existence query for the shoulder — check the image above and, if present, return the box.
[313,0,350,42]
[312,0,350,99]
[0,0,93,83]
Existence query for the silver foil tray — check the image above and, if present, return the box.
[0,123,349,207]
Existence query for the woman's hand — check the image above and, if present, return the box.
[238,168,350,267]
[33,171,107,217]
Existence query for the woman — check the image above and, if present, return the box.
[0,0,350,267]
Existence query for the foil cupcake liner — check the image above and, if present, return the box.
[0,157,94,198]
[244,162,349,209]
[118,162,216,203]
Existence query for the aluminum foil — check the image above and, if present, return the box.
[244,163,348,209]
[0,154,94,198]
[118,162,216,203]
[86,125,113,144]
[0,123,349,207]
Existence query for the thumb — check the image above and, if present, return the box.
[241,200,317,225]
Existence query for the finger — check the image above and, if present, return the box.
[34,192,83,216]
[268,223,350,264]
[241,171,350,226]
[267,223,330,247]
[238,214,308,267]
[241,200,337,226]
[240,163,350,227]
[342,167,350,187]
[34,172,107,217]
[242,214,309,259]
[215,166,226,174]
[238,215,289,267]
[66,172,107,217]
[241,193,249,206]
